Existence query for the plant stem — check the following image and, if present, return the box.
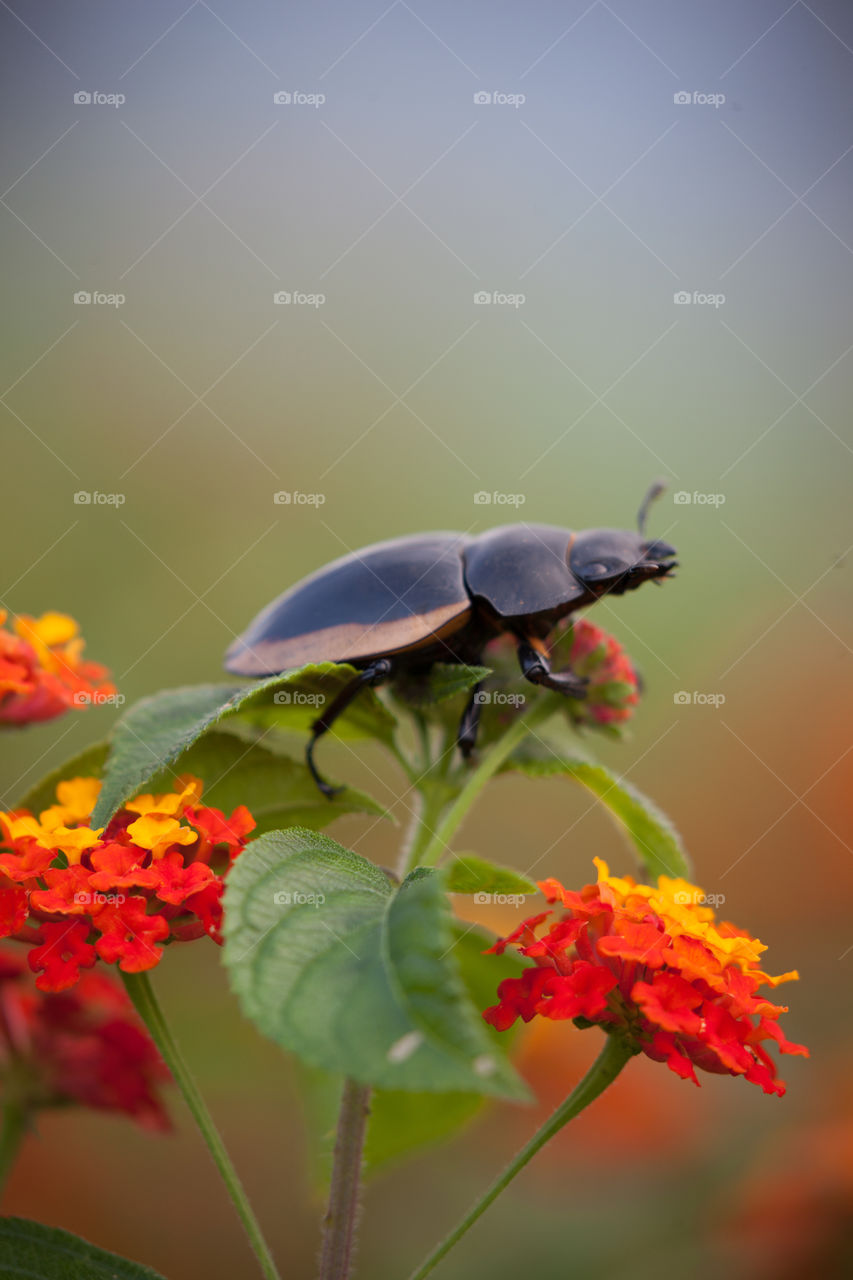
[0,1100,27,1198]
[418,697,557,867]
[408,1033,635,1280]
[319,1078,372,1280]
[121,970,280,1280]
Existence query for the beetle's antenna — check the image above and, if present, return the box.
[637,480,668,538]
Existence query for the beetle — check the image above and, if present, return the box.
[225,483,677,796]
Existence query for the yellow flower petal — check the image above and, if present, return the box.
[127,813,198,858]
[15,611,79,649]
[126,775,204,819]
[49,777,101,825]
[45,825,104,864]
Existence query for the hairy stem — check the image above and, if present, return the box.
[121,970,280,1280]
[319,1078,372,1280]
[408,1034,635,1279]
[418,697,557,867]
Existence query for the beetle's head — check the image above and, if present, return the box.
[569,528,678,596]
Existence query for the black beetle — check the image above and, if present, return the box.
[225,483,677,795]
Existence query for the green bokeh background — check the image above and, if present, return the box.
[1,3,851,1277]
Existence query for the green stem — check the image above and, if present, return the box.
[319,1078,372,1280]
[0,1100,28,1198]
[121,970,280,1280]
[408,1033,635,1280]
[418,697,557,867]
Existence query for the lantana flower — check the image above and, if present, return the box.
[0,943,170,1129]
[0,611,116,726]
[0,775,255,991]
[484,859,808,1095]
[565,619,639,726]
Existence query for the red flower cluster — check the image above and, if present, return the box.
[484,859,808,1095]
[566,619,639,726]
[0,944,170,1129]
[0,611,116,726]
[0,775,255,991]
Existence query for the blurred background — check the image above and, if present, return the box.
[0,1,851,1276]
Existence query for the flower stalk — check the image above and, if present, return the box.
[121,970,281,1280]
[319,1078,372,1280]
[408,1033,635,1279]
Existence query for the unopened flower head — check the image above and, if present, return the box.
[566,619,640,727]
[0,610,116,726]
[484,859,807,1095]
[0,775,255,991]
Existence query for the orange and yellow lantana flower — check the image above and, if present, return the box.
[0,775,255,991]
[484,859,808,1096]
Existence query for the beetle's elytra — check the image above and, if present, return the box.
[225,484,677,796]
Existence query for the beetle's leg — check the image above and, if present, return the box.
[457,681,485,758]
[307,658,393,798]
[517,638,587,699]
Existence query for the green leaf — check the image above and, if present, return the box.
[0,1218,166,1280]
[143,732,389,832]
[296,925,527,1178]
[15,741,110,814]
[230,662,397,745]
[222,829,528,1099]
[504,738,691,880]
[91,665,397,828]
[391,663,491,709]
[444,854,536,898]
